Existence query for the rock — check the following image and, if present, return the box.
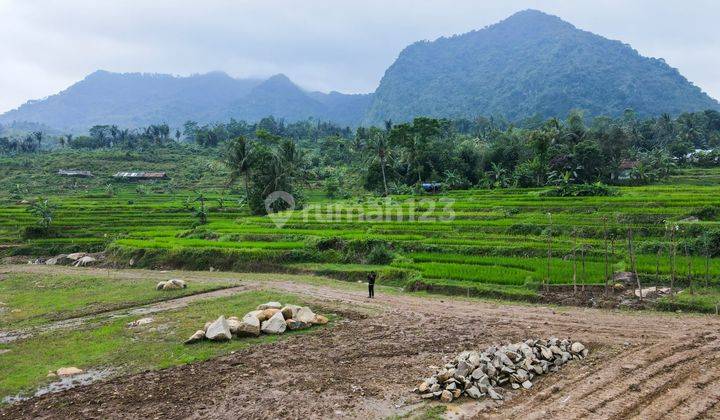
[313,314,329,325]
[455,360,471,378]
[205,316,232,341]
[295,307,317,323]
[45,254,68,265]
[466,386,484,399]
[487,387,503,400]
[167,279,187,288]
[73,256,97,267]
[203,321,212,332]
[155,281,166,290]
[522,380,533,389]
[184,329,206,344]
[261,311,287,334]
[227,318,242,334]
[420,393,434,399]
[451,389,462,399]
[245,310,266,322]
[418,381,430,393]
[66,252,86,261]
[257,301,282,310]
[127,317,153,327]
[280,304,302,320]
[163,280,186,290]
[286,319,310,330]
[570,342,585,353]
[261,308,281,320]
[440,390,453,403]
[57,367,83,377]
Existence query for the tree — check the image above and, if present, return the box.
[32,131,43,151]
[367,128,391,196]
[225,136,254,198]
[27,199,58,230]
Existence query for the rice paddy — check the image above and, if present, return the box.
[2,166,720,309]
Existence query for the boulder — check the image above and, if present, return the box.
[57,367,84,377]
[261,308,281,320]
[45,254,68,265]
[168,279,187,288]
[281,304,302,320]
[66,252,86,261]
[313,314,329,325]
[440,390,453,403]
[257,301,282,310]
[163,279,187,290]
[487,387,503,400]
[261,311,287,334]
[286,319,310,330]
[203,321,212,332]
[156,281,167,290]
[295,307,317,323]
[466,386,484,399]
[184,329,206,344]
[74,256,97,267]
[235,313,261,337]
[570,342,585,353]
[246,310,266,322]
[205,316,232,341]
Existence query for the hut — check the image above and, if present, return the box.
[58,169,94,178]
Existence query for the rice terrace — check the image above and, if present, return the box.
[2,2,720,420]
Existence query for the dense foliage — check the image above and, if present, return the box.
[364,10,719,124]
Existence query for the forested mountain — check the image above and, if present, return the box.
[363,9,720,124]
[1,9,718,132]
[0,71,371,132]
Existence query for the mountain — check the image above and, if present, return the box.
[0,71,371,132]
[364,9,720,124]
[2,9,719,132]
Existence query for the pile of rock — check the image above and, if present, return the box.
[156,279,187,290]
[414,338,588,403]
[185,301,328,344]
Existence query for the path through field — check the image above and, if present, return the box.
[1,266,719,419]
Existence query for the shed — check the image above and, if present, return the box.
[616,160,639,180]
[58,169,94,178]
[421,182,442,193]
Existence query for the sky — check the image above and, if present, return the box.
[1,0,719,113]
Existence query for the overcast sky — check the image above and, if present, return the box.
[1,0,719,113]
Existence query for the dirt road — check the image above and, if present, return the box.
[1,266,719,419]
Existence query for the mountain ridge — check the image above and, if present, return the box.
[2,9,718,132]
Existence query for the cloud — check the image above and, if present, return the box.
[1,0,719,113]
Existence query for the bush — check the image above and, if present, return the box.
[367,243,394,264]
[541,182,615,197]
[690,205,720,221]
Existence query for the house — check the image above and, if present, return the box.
[113,171,168,180]
[616,160,639,181]
[58,169,94,178]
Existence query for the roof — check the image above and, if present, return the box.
[618,160,639,171]
[113,172,167,179]
[58,169,94,177]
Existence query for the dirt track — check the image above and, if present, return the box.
[1,266,720,419]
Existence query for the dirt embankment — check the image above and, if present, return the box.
[2,266,719,419]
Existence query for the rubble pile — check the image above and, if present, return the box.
[415,338,588,403]
[185,301,329,344]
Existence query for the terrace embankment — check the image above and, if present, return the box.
[2,265,719,419]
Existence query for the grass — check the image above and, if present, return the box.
[2,150,720,313]
[0,272,236,329]
[0,290,331,400]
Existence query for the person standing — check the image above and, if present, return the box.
[367,271,376,298]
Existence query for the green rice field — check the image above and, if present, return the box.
[2,166,720,311]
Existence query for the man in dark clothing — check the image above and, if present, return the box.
[367,271,376,298]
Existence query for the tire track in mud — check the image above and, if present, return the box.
[0,285,255,343]
[2,266,720,419]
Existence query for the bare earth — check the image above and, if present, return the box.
[1,266,719,419]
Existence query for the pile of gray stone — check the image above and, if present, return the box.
[414,338,588,403]
[184,301,328,344]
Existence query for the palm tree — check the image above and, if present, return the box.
[225,136,254,198]
[32,131,43,151]
[489,162,509,188]
[367,128,391,196]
